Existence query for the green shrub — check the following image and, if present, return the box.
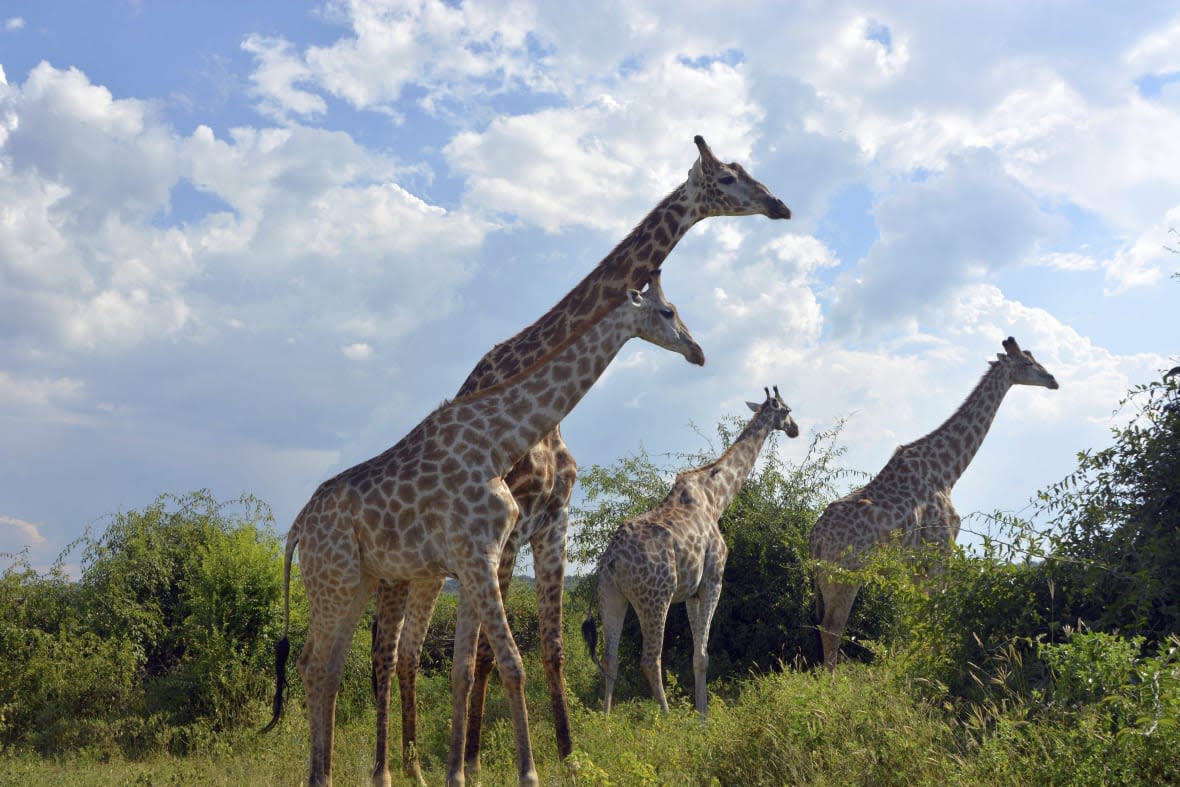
[0,491,286,756]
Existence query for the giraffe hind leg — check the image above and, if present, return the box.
[636,598,673,713]
[371,579,409,787]
[299,575,376,786]
[596,573,629,714]
[816,577,860,672]
[685,579,723,717]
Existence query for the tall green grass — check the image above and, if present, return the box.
[7,640,1175,786]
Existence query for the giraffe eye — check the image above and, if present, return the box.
[718,175,736,185]
[659,308,674,319]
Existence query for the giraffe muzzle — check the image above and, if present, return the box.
[765,198,791,220]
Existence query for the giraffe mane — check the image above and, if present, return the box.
[448,297,627,407]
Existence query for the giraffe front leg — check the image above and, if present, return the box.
[447,588,482,787]
[464,529,521,775]
[371,580,409,787]
[455,560,539,787]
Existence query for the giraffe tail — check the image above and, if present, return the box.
[260,523,298,734]
[580,574,607,678]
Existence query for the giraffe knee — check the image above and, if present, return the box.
[496,653,526,693]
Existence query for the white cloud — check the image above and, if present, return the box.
[827,150,1061,339]
[444,54,762,233]
[0,514,44,547]
[342,341,374,360]
[703,232,836,351]
[1124,14,1180,75]
[243,0,546,120]
[3,17,23,32]
[1034,252,1099,272]
[242,34,327,122]
[816,15,910,87]
[1,64,489,357]
[1100,205,1180,294]
[0,371,85,413]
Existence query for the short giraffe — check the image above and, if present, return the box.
[371,135,791,780]
[265,278,706,787]
[583,387,799,715]
[809,337,1059,671]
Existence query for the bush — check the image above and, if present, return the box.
[0,491,286,756]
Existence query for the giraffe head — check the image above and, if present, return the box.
[623,270,706,366]
[687,135,792,220]
[998,336,1060,389]
[746,385,800,438]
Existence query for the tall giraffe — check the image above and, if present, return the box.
[265,278,705,787]
[582,387,799,715]
[371,135,791,780]
[809,337,1059,671]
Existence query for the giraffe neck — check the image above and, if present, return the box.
[452,302,645,474]
[689,412,777,522]
[457,184,700,396]
[904,362,1014,489]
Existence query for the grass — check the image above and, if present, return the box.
[0,666,990,786]
[4,648,1177,786]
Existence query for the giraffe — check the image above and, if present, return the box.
[582,386,800,715]
[264,276,706,787]
[809,336,1059,671]
[370,134,792,780]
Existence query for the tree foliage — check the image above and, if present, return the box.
[0,491,284,754]
[1036,371,1180,643]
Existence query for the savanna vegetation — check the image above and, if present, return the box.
[1,369,1177,785]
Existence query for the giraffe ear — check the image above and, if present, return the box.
[627,289,644,306]
[747,401,760,412]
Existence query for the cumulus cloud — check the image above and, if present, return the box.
[0,63,489,360]
[242,0,546,121]
[242,34,328,122]
[0,371,86,415]
[445,54,762,233]
[826,150,1062,339]
[1124,14,1180,76]
[0,514,45,547]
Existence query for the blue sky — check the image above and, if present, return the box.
[2,1,1178,573]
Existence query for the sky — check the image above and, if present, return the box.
[2,1,1178,575]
